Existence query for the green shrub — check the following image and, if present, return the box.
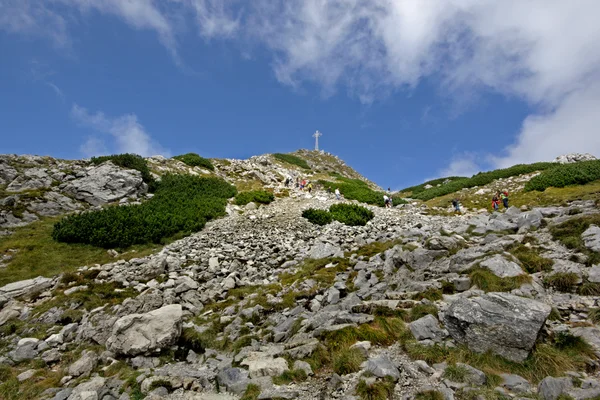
[91,153,155,187]
[411,162,555,201]
[273,153,311,169]
[508,245,554,273]
[319,177,405,207]
[329,204,374,226]
[172,153,214,170]
[234,190,274,206]
[302,208,333,225]
[545,272,579,292]
[52,174,236,248]
[525,160,600,191]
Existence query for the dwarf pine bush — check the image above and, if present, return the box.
[525,160,600,191]
[52,174,236,248]
[302,208,333,225]
[303,204,374,226]
[172,153,214,170]
[234,190,275,206]
[273,153,311,169]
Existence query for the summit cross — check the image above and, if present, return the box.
[313,130,322,151]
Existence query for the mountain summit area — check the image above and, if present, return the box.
[1,150,600,400]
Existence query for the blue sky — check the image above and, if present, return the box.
[1,1,600,189]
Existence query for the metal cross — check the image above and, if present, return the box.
[313,130,322,151]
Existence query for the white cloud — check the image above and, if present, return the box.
[4,1,600,167]
[71,104,170,157]
[438,153,480,178]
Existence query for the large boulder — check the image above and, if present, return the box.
[308,242,343,259]
[409,314,446,342]
[582,225,600,253]
[479,255,525,278]
[0,276,53,300]
[62,161,147,206]
[443,293,551,362]
[105,304,183,356]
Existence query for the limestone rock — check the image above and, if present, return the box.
[480,255,524,278]
[62,162,147,206]
[106,304,183,356]
[409,314,446,342]
[0,276,53,300]
[362,354,400,381]
[443,293,551,362]
[217,367,251,394]
[582,225,600,253]
[538,376,573,400]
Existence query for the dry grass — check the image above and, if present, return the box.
[0,217,161,286]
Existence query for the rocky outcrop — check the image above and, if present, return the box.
[443,293,551,362]
[61,161,147,206]
[553,153,597,164]
[106,304,183,356]
[0,276,53,300]
[582,225,600,253]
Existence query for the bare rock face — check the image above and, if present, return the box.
[443,292,551,362]
[0,276,53,300]
[553,153,597,164]
[62,161,147,206]
[105,304,183,356]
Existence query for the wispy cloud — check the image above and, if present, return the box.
[46,82,64,100]
[438,152,481,179]
[71,104,170,157]
[4,1,600,167]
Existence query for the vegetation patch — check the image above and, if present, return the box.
[272,369,308,385]
[302,204,374,226]
[0,217,161,286]
[400,177,466,196]
[234,190,275,206]
[544,272,579,292]
[508,245,554,273]
[414,390,444,400]
[412,288,443,302]
[273,153,311,169]
[403,330,596,384]
[356,377,396,400]
[91,153,155,187]
[411,162,555,201]
[302,208,333,225]
[588,308,600,324]
[443,364,470,382]
[241,384,261,400]
[319,176,406,207]
[333,347,366,375]
[172,153,214,170]
[550,214,600,266]
[578,281,600,296]
[525,160,600,192]
[329,204,375,226]
[52,174,236,248]
[468,268,532,292]
[407,304,439,322]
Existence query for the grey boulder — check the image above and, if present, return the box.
[479,254,524,278]
[105,304,183,356]
[582,225,600,253]
[409,314,446,342]
[0,276,53,300]
[443,292,551,362]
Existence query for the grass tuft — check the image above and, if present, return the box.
[272,369,308,385]
[589,308,600,324]
[544,272,579,292]
[508,245,554,273]
[355,377,395,400]
[240,383,261,400]
[443,364,470,382]
[406,304,438,322]
[415,390,444,400]
[332,347,366,375]
[468,268,532,292]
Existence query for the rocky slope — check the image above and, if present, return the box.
[0,152,600,400]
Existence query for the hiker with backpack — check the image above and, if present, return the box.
[492,193,500,211]
[451,198,461,212]
[383,194,391,208]
[335,188,341,200]
[500,190,509,209]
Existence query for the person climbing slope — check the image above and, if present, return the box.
[492,193,499,211]
[501,190,509,209]
[335,188,341,200]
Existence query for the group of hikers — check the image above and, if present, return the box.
[451,190,510,213]
[284,176,341,199]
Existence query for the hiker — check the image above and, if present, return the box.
[335,188,341,200]
[501,190,509,209]
[327,187,332,194]
[301,179,306,190]
[307,182,313,194]
[284,176,291,187]
[383,194,390,208]
[492,193,500,211]
[451,198,460,212]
